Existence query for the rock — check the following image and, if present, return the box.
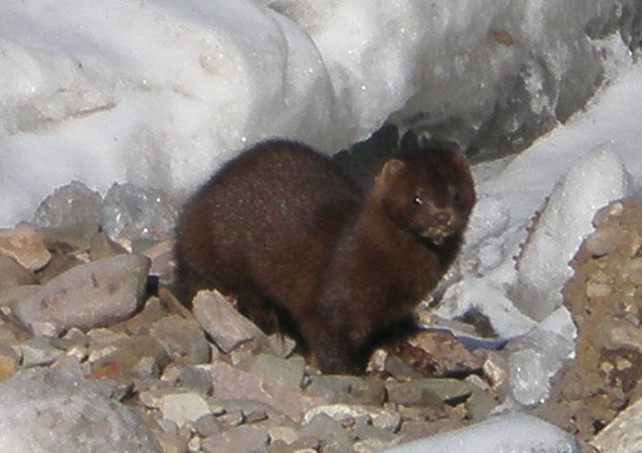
[89,334,170,385]
[238,353,305,389]
[37,222,102,252]
[0,224,51,271]
[158,391,211,427]
[299,414,352,453]
[193,413,222,437]
[176,364,213,395]
[14,254,151,336]
[193,290,272,353]
[21,337,64,367]
[401,329,484,377]
[0,341,20,381]
[386,379,472,407]
[0,368,162,452]
[149,315,210,364]
[0,254,37,290]
[89,229,128,261]
[201,425,269,453]
[211,361,325,422]
[591,396,642,453]
[303,404,401,433]
[0,285,40,311]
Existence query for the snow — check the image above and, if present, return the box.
[1,0,642,450]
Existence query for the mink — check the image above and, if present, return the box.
[174,139,476,374]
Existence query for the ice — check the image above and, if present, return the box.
[102,183,178,240]
[512,145,635,321]
[30,180,103,228]
[383,413,579,453]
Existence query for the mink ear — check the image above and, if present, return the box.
[376,158,405,186]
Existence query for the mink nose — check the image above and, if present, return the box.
[434,211,451,226]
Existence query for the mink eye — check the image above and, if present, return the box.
[412,195,423,205]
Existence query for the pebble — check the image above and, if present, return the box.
[387,378,472,406]
[303,404,402,433]
[21,336,64,367]
[14,254,151,336]
[192,290,272,353]
[159,391,211,427]
[592,396,642,453]
[201,425,269,453]
[0,254,37,290]
[0,224,51,271]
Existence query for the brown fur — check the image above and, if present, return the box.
[174,139,475,374]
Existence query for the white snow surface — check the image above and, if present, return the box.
[1,0,642,450]
[0,0,632,225]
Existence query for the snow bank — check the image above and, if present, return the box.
[0,0,634,226]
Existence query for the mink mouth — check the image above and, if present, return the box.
[414,227,455,246]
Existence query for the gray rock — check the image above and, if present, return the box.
[21,337,64,367]
[158,391,211,427]
[193,290,271,353]
[201,425,269,453]
[299,413,353,453]
[0,368,162,452]
[176,364,213,395]
[211,361,325,422]
[386,379,472,407]
[304,404,401,433]
[592,393,642,452]
[0,254,37,290]
[14,254,150,336]
[239,353,305,389]
[150,314,211,364]
[193,413,221,438]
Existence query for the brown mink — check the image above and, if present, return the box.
[174,139,475,374]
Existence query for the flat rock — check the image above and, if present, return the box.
[386,379,472,407]
[149,315,210,364]
[303,404,402,433]
[158,391,211,427]
[193,290,272,353]
[211,361,325,422]
[14,254,150,336]
[0,224,51,271]
[0,368,162,452]
[238,353,305,389]
[201,425,269,453]
[21,337,64,368]
[592,396,642,453]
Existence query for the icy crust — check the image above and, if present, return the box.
[0,0,638,226]
[383,413,579,453]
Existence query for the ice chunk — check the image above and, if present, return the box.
[102,183,178,240]
[383,413,579,453]
[511,145,634,321]
[30,180,103,228]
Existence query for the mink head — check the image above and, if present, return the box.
[373,149,476,245]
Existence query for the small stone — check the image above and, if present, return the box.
[0,254,37,290]
[131,356,161,380]
[150,315,210,364]
[177,365,213,395]
[402,329,484,376]
[584,227,620,257]
[304,375,359,403]
[193,290,272,353]
[193,414,221,438]
[586,282,612,298]
[14,254,151,336]
[217,409,245,428]
[159,391,211,427]
[21,337,64,367]
[0,342,19,381]
[201,425,269,453]
[0,224,51,271]
[621,258,642,285]
[299,414,352,453]
[268,426,299,446]
[592,396,642,453]
[89,229,128,261]
[482,351,510,389]
[386,379,472,406]
[239,353,305,389]
[303,404,401,433]
[211,361,325,422]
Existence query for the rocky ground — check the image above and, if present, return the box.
[0,195,640,452]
